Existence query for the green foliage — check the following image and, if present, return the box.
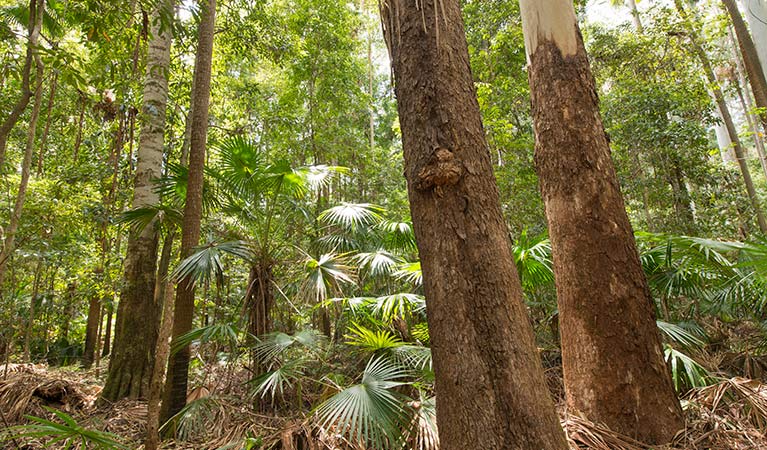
[346,322,403,353]
[2,407,128,449]
[314,356,410,449]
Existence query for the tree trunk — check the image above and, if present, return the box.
[627,0,644,33]
[379,1,568,448]
[0,0,44,288]
[723,0,767,130]
[82,296,101,368]
[23,258,43,362]
[741,0,767,75]
[0,0,40,169]
[519,0,684,444]
[675,0,767,234]
[101,307,113,357]
[145,281,175,450]
[36,71,57,175]
[102,0,174,402]
[246,263,273,372]
[161,0,216,424]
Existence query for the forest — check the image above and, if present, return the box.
[1,0,767,448]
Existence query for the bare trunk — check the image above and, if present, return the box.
[0,1,45,288]
[101,307,113,357]
[246,263,273,372]
[379,1,568,448]
[519,0,683,443]
[627,0,644,33]
[0,0,40,169]
[741,0,767,75]
[36,71,57,175]
[161,0,216,424]
[82,296,101,368]
[103,0,175,402]
[675,0,767,234]
[145,282,175,450]
[729,26,767,178]
[23,258,43,362]
[723,0,767,130]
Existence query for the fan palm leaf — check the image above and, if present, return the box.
[314,356,410,449]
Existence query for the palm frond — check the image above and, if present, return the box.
[346,323,403,353]
[252,330,326,367]
[394,261,423,287]
[368,293,426,323]
[512,229,555,291]
[170,323,241,356]
[657,320,705,349]
[250,359,307,403]
[355,250,403,278]
[314,356,410,449]
[319,203,385,231]
[172,240,254,288]
[3,407,128,449]
[665,345,710,392]
[300,253,356,303]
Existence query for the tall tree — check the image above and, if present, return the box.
[0,0,45,289]
[674,0,767,234]
[161,0,216,423]
[723,0,767,131]
[379,1,568,448]
[101,0,174,401]
[741,0,767,75]
[518,0,683,444]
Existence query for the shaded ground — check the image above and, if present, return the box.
[1,361,766,449]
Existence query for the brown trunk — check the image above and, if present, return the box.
[103,0,175,402]
[0,0,40,169]
[82,296,101,368]
[379,1,568,448]
[161,0,216,424]
[36,71,57,175]
[675,0,767,234]
[246,263,274,372]
[145,282,175,450]
[520,1,684,443]
[723,0,767,129]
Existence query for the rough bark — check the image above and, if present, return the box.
[102,0,174,402]
[519,1,684,443]
[378,1,568,448]
[723,0,767,130]
[82,296,101,368]
[0,0,40,169]
[160,0,216,423]
[675,0,767,234]
[101,307,113,357]
[0,0,44,288]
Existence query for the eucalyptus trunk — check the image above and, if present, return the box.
[161,0,216,423]
[741,0,767,75]
[675,0,767,234]
[102,1,174,401]
[723,0,767,130]
[379,1,568,448]
[519,0,683,443]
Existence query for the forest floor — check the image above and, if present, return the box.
[0,359,765,449]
